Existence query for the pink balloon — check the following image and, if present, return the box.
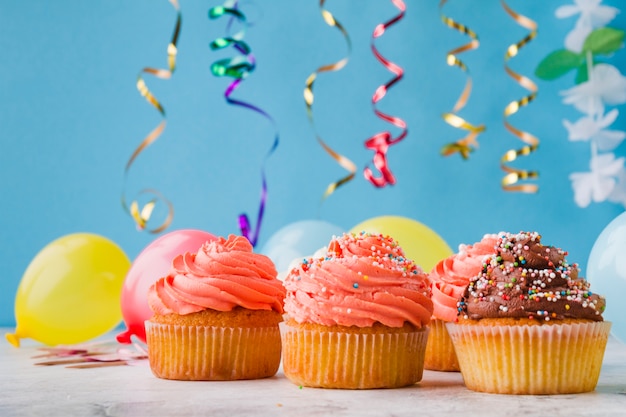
[116,229,217,344]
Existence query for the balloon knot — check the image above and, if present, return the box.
[5,332,21,348]
[116,330,133,345]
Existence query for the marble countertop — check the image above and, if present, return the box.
[2,329,626,417]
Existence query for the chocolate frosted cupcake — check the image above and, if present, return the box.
[447,231,611,394]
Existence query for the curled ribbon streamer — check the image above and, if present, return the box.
[363,0,407,188]
[122,0,180,233]
[304,0,356,200]
[439,0,485,160]
[209,0,279,247]
[500,0,539,193]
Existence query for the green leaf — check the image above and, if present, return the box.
[582,27,625,55]
[535,49,583,80]
[575,64,589,84]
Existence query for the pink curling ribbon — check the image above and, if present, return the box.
[122,0,180,233]
[363,0,408,188]
[209,0,279,246]
[304,0,356,201]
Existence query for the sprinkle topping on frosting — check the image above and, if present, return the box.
[284,232,433,328]
[458,231,606,322]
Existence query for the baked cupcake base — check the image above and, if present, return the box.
[424,318,459,372]
[446,319,611,394]
[281,319,429,389]
[146,308,282,381]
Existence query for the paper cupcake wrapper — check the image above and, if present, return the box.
[424,318,459,372]
[446,321,612,394]
[281,323,429,389]
[145,321,281,381]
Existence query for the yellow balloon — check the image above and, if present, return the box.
[6,233,131,347]
[350,216,453,272]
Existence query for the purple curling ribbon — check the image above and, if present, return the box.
[209,1,279,247]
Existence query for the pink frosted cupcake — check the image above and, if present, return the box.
[145,235,286,381]
[425,234,498,371]
[282,232,433,389]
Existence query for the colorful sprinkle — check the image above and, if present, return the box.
[459,231,605,322]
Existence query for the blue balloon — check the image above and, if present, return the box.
[587,212,626,343]
[260,220,345,273]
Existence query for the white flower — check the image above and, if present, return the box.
[557,0,620,51]
[563,109,626,151]
[561,64,626,115]
[570,152,624,207]
[564,22,593,52]
[556,0,619,28]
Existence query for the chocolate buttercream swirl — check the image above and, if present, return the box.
[460,232,606,322]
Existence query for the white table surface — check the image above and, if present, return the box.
[2,329,625,417]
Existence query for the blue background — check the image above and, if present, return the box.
[1,0,625,327]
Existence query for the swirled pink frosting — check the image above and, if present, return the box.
[429,234,498,322]
[148,235,285,316]
[284,232,433,328]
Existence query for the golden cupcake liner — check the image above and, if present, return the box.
[424,318,460,372]
[145,321,281,381]
[280,323,429,389]
[446,321,612,394]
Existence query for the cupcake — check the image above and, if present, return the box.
[425,234,497,371]
[282,232,433,389]
[447,231,611,394]
[145,234,286,381]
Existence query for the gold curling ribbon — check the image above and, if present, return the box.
[500,0,539,193]
[304,0,356,200]
[122,0,180,232]
[439,0,485,160]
